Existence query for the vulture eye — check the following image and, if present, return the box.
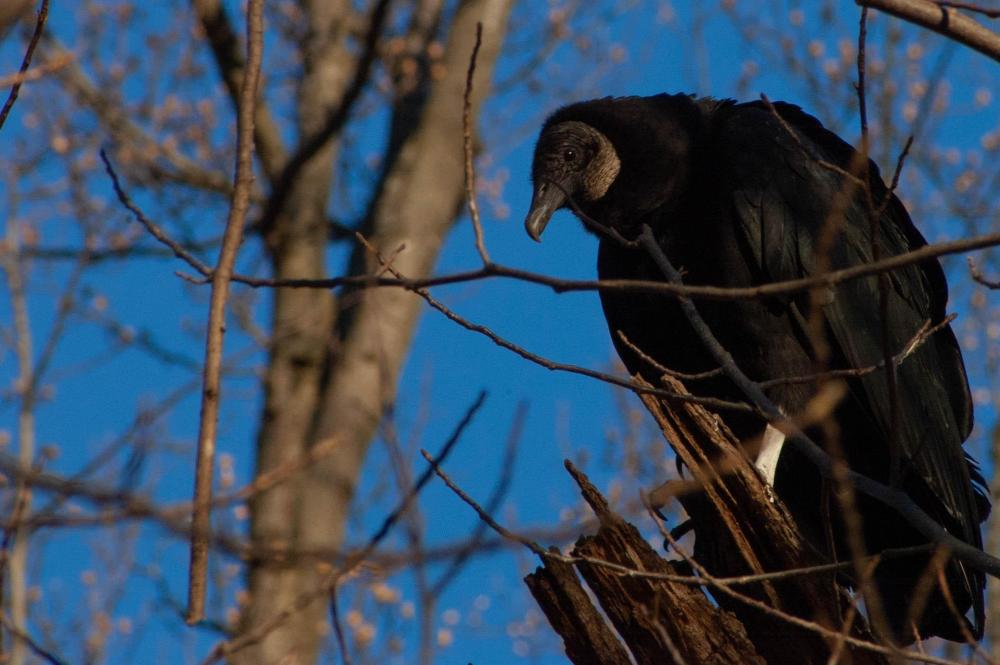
[562,148,577,162]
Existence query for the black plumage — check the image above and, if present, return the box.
[524,93,990,643]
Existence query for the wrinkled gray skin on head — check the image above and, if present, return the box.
[524,121,621,241]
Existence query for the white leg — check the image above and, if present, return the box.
[754,424,786,486]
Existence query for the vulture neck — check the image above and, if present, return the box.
[585,99,710,239]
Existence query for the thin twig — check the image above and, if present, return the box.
[185,0,264,625]
[759,316,955,388]
[617,331,724,382]
[0,0,49,131]
[353,232,756,415]
[968,256,1000,288]
[420,449,547,557]
[100,151,213,275]
[329,586,353,665]
[430,401,526,596]
[463,23,490,264]
[120,192,1000,303]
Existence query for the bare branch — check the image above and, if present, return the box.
[100,151,213,276]
[186,0,264,624]
[463,23,490,264]
[859,0,1000,62]
[934,0,1000,19]
[236,228,1000,302]
[0,0,49,131]
[968,256,1000,289]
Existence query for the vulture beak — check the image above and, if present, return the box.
[524,182,566,242]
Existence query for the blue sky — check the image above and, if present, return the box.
[1,1,998,663]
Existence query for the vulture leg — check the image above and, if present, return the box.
[754,424,785,486]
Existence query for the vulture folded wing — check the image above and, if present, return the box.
[718,101,986,551]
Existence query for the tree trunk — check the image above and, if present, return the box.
[236,3,513,662]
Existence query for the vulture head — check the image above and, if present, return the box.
[524,121,621,241]
[524,94,704,241]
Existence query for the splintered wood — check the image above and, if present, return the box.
[525,375,888,665]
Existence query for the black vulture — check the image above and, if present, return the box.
[523,93,990,643]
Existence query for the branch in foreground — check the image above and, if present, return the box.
[186,0,264,625]
[859,0,1000,63]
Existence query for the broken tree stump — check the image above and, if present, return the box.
[527,461,764,665]
[525,376,888,665]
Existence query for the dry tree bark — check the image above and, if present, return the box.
[527,463,766,665]
[528,376,889,665]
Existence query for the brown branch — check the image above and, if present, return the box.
[239,228,1000,300]
[858,0,1000,62]
[116,182,1000,304]
[463,23,490,264]
[934,0,1000,19]
[0,0,49,131]
[420,445,546,555]
[968,256,1000,288]
[185,0,264,624]
[429,401,526,597]
[616,330,724,381]
[758,315,954,388]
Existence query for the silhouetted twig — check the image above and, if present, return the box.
[0,0,49,131]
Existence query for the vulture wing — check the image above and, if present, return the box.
[716,100,987,631]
